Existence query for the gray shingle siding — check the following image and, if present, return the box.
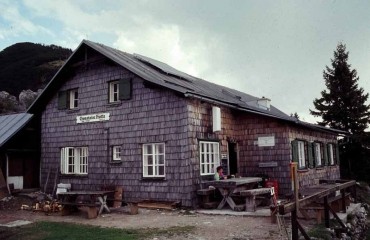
[41,62,193,206]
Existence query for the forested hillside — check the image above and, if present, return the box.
[0,42,72,96]
[0,42,72,113]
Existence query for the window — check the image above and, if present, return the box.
[142,143,165,177]
[327,144,335,165]
[108,78,132,103]
[313,142,323,167]
[69,89,78,109]
[58,88,79,110]
[61,147,88,174]
[292,140,310,169]
[199,141,220,175]
[297,141,306,169]
[112,146,121,161]
[109,81,119,103]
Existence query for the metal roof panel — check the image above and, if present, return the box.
[0,113,33,148]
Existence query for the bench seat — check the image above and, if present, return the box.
[197,188,216,208]
[240,188,272,212]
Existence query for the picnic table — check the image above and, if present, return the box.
[202,177,262,210]
[58,190,115,218]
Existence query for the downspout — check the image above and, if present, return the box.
[105,127,110,187]
[5,153,11,195]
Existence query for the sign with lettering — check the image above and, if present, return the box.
[76,113,110,123]
[259,162,278,168]
[258,136,275,147]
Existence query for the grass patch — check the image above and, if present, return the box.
[0,221,195,240]
[307,224,332,240]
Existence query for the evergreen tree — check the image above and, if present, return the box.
[310,43,370,134]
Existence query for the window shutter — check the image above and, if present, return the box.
[60,148,66,174]
[58,91,67,109]
[323,144,328,166]
[307,142,314,168]
[335,144,340,165]
[291,140,298,163]
[119,78,132,100]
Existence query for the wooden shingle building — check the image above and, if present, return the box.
[28,40,344,207]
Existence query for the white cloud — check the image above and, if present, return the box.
[0,0,53,38]
[113,24,218,79]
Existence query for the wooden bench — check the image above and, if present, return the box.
[197,188,218,209]
[59,202,98,219]
[240,188,272,212]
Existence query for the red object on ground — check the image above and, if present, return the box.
[265,179,278,198]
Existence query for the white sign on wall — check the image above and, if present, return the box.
[258,136,275,147]
[76,113,110,123]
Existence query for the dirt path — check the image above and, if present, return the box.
[0,207,283,240]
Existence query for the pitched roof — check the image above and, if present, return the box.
[0,113,33,148]
[28,40,345,135]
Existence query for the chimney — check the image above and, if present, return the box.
[257,97,271,110]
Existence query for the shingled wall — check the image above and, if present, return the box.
[186,99,340,198]
[40,56,340,206]
[41,61,196,206]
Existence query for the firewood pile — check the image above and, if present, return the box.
[21,199,62,213]
[12,191,63,214]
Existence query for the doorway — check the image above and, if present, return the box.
[228,142,238,175]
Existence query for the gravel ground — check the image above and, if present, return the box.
[0,195,285,240]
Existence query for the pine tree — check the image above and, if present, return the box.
[310,43,370,134]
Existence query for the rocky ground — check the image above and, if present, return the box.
[0,194,284,240]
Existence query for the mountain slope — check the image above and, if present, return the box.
[0,42,72,96]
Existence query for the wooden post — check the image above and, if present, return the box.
[52,167,59,197]
[291,209,299,240]
[324,196,330,228]
[341,190,346,213]
[113,186,123,208]
[290,162,299,211]
[353,184,357,203]
[44,167,51,193]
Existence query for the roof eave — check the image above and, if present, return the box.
[0,114,33,148]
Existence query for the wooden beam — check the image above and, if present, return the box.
[296,219,311,240]
[328,203,347,229]
[291,210,299,240]
[324,196,330,228]
[279,180,356,215]
[71,55,106,68]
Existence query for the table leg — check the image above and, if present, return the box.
[216,187,239,210]
[217,188,228,209]
[225,196,237,210]
[98,195,110,215]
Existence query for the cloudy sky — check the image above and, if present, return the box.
[1,0,370,123]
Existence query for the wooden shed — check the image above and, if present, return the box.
[28,40,345,207]
[0,113,40,191]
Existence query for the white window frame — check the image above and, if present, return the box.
[199,141,220,176]
[314,142,322,167]
[69,89,78,109]
[112,146,121,161]
[109,81,119,103]
[142,143,165,177]
[61,147,88,174]
[297,141,306,169]
[328,144,334,165]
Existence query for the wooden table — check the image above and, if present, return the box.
[58,190,115,218]
[202,177,262,210]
